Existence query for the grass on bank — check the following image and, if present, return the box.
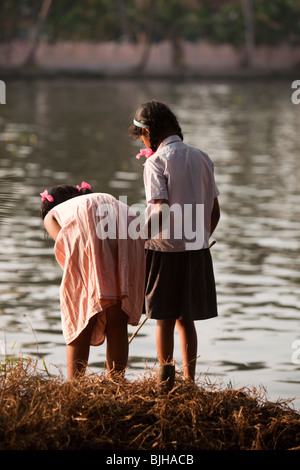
[0,356,299,451]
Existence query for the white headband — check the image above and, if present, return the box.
[133,118,148,128]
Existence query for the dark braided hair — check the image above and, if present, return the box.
[40,184,92,220]
[129,100,183,152]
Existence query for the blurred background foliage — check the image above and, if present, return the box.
[0,0,299,47]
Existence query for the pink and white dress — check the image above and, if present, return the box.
[50,193,145,346]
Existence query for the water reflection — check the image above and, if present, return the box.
[0,79,299,408]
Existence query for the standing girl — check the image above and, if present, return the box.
[40,183,145,379]
[129,100,220,381]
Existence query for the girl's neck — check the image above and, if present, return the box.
[158,131,177,146]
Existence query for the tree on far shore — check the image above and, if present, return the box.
[23,0,53,68]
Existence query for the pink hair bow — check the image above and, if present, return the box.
[77,181,91,191]
[40,189,54,202]
[136,148,155,166]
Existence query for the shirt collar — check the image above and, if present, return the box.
[158,135,182,150]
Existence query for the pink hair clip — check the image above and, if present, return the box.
[40,189,54,202]
[77,181,91,192]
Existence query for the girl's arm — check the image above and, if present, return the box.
[210,197,220,236]
[44,212,61,241]
[144,199,169,239]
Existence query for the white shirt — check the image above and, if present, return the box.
[143,135,219,252]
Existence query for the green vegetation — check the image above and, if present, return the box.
[1,0,300,47]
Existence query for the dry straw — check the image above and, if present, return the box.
[0,358,299,450]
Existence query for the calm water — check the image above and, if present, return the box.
[0,78,299,408]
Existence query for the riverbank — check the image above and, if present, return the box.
[1,65,298,81]
[1,40,300,80]
[0,358,299,450]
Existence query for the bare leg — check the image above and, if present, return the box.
[176,319,197,381]
[66,315,97,380]
[156,318,176,364]
[105,302,128,376]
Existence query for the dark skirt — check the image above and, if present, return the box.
[144,248,218,321]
